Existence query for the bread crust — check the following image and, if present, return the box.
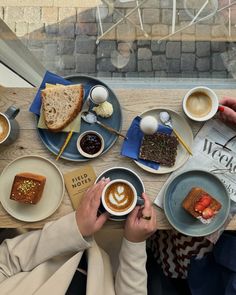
[41,84,84,132]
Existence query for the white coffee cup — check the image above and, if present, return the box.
[183,86,219,122]
[102,179,139,216]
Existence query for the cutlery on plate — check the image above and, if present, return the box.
[55,98,91,161]
[159,111,193,156]
[81,111,128,140]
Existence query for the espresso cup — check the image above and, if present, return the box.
[102,179,142,216]
[183,86,219,122]
[0,106,20,146]
[89,85,109,105]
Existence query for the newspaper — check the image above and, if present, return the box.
[154,118,236,243]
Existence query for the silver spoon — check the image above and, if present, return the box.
[81,111,127,139]
[159,111,193,156]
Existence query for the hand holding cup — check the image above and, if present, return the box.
[218,97,236,124]
[76,178,110,237]
[124,193,157,243]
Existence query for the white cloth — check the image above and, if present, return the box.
[0,212,147,295]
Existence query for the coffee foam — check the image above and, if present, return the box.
[105,182,134,212]
[186,91,212,118]
[0,115,9,142]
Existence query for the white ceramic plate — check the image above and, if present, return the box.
[0,155,65,222]
[135,108,193,174]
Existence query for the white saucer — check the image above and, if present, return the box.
[0,155,65,222]
[135,108,193,174]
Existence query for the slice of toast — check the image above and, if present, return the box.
[41,84,84,132]
[139,132,179,167]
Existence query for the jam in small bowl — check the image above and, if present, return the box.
[77,130,104,158]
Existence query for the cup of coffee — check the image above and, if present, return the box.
[102,179,141,216]
[89,85,109,105]
[0,106,20,146]
[183,86,219,122]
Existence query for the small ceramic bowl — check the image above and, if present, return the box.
[77,130,104,158]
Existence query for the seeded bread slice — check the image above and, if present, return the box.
[139,132,179,167]
[41,84,84,132]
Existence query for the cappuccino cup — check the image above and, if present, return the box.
[183,86,219,122]
[102,179,142,216]
[0,106,20,146]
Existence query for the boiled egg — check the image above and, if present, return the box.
[140,116,158,135]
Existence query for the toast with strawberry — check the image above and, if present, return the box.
[182,187,222,224]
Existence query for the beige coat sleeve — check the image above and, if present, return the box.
[115,238,147,295]
[0,212,91,283]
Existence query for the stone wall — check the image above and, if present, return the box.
[0,0,235,78]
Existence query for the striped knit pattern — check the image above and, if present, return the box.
[147,230,213,279]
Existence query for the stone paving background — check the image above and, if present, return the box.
[1,0,236,79]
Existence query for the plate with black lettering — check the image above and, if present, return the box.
[163,169,230,237]
[96,167,145,221]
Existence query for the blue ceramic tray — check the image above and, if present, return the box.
[163,170,230,237]
[37,75,122,161]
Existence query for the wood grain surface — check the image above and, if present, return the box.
[0,86,236,230]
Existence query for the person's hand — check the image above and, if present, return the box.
[124,193,157,243]
[75,177,110,237]
[219,97,236,124]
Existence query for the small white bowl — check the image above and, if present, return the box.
[77,130,104,158]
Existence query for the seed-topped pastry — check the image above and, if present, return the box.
[10,172,46,204]
[139,132,179,167]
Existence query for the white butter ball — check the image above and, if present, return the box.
[140,116,158,135]
[90,86,108,104]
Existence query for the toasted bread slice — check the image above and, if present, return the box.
[41,84,84,132]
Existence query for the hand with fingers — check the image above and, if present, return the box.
[75,177,110,237]
[124,193,157,243]
[219,97,236,124]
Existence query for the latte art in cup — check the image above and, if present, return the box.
[186,92,212,118]
[0,115,9,142]
[101,179,138,216]
[104,182,134,212]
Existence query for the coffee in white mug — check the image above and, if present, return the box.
[183,86,219,122]
[102,179,138,216]
[104,181,135,213]
[186,91,212,118]
[0,106,20,146]
[0,114,9,142]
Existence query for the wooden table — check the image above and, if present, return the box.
[0,86,236,230]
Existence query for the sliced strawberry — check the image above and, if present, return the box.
[198,195,212,207]
[202,207,214,219]
[194,203,205,213]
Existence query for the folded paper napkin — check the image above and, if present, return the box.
[121,116,172,170]
[29,71,89,132]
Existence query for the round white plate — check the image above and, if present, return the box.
[0,155,65,222]
[135,108,193,174]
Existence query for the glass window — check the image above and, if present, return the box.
[0,1,236,82]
